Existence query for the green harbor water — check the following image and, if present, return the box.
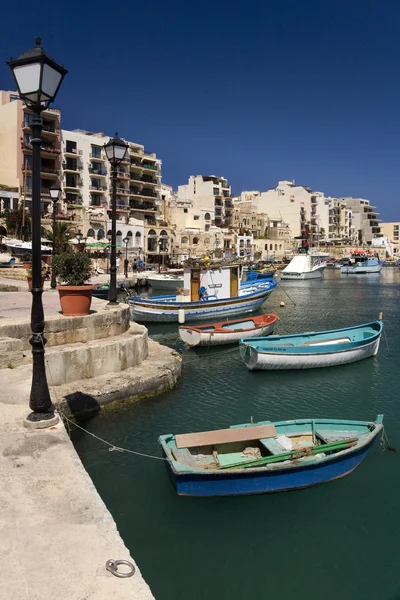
[71,269,400,600]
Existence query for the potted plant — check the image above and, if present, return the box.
[22,251,32,269]
[52,252,94,316]
[26,261,47,290]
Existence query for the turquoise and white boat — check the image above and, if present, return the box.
[159,415,384,497]
[129,263,277,323]
[240,320,383,370]
[341,251,385,274]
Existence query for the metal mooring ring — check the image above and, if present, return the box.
[106,559,136,578]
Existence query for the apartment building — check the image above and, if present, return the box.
[338,197,381,244]
[0,90,62,214]
[380,222,400,256]
[177,175,233,228]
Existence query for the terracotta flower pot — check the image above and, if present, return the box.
[23,261,32,269]
[27,276,46,290]
[56,285,94,316]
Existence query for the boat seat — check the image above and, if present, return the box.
[259,437,287,455]
[175,424,277,449]
[298,337,351,346]
[316,430,360,444]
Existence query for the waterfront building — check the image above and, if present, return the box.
[0,90,62,215]
[337,197,382,245]
[379,222,400,256]
[177,175,233,228]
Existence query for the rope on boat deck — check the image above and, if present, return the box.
[39,334,168,462]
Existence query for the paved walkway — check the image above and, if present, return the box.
[0,367,155,600]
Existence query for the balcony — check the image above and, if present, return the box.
[141,177,157,185]
[89,166,107,176]
[141,190,157,199]
[90,185,107,192]
[142,163,158,171]
[311,196,318,204]
[23,121,59,137]
[89,213,105,223]
[22,165,59,179]
[215,209,222,217]
[224,200,232,207]
[63,162,83,173]
[22,142,61,155]
[26,187,52,197]
[116,171,130,180]
[64,183,82,192]
[90,152,105,162]
[116,187,130,196]
[215,199,223,207]
[130,161,142,169]
[64,148,82,158]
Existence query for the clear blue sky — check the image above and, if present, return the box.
[1,0,399,220]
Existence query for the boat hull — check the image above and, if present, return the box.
[281,266,325,280]
[166,435,378,497]
[241,337,380,370]
[179,320,276,347]
[341,265,382,274]
[129,285,277,323]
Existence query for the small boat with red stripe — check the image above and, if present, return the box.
[179,313,278,347]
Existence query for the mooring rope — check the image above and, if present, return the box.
[40,334,167,461]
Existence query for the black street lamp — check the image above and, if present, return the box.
[158,236,169,273]
[123,236,129,278]
[64,231,70,252]
[7,38,67,426]
[49,182,61,289]
[76,231,83,253]
[104,133,128,304]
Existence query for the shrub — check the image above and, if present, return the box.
[52,252,92,286]
[22,252,32,261]
[26,261,47,276]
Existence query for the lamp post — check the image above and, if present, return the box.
[64,231,70,252]
[49,182,61,289]
[7,38,67,425]
[123,236,129,278]
[104,133,128,304]
[106,232,111,274]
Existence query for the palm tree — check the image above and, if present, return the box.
[42,222,75,253]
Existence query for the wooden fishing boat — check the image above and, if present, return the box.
[240,320,382,370]
[129,263,277,323]
[341,251,384,274]
[179,313,278,347]
[159,415,384,496]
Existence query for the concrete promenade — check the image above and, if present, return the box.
[0,370,155,600]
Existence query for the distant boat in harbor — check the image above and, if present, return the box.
[179,313,278,347]
[240,320,383,370]
[129,263,277,323]
[147,273,184,291]
[341,250,385,274]
[159,415,384,496]
[4,237,52,257]
[281,253,326,280]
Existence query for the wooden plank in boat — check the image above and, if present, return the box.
[175,424,277,449]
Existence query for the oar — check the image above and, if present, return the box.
[218,438,358,470]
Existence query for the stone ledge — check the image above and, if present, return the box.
[0,337,24,369]
[54,340,182,418]
[0,303,133,351]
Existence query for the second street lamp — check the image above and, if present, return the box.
[123,236,129,278]
[7,38,67,425]
[104,133,128,304]
[49,182,61,289]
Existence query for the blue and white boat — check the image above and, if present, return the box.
[240,320,382,370]
[129,263,277,322]
[240,267,276,290]
[341,251,385,274]
[159,415,384,497]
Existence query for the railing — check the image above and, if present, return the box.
[90,152,104,160]
[64,182,82,189]
[26,187,52,195]
[224,200,232,207]
[141,191,157,198]
[116,187,130,195]
[22,142,61,154]
[90,185,107,191]
[116,171,130,179]
[63,163,83,171]
[89,167,107,175]
[142,163,158,171]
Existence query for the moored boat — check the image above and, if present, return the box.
[179,313,278,347]
[281,253,326,280]
[341,250,384,274]
[129,263,278,323]
[159,415,384,496]
[147,273,184,291]
[240,320,382,370]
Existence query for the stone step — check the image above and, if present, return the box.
[42,324,148,386]
[0,337,24,369]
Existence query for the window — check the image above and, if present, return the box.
[183,208,188,213]
[91,145,102,158]
[192,237,199,245]
[91,194,101,206]
[275,244,278,250]
[66,140,77,154]
[97,229,105,240]
[204,212,211,220]
[87,228,95,238]
[10,94,19,102]
[194,215,199,220]
[213,187,219,195]
[135,231,141,246]
[181,236,188,244]
[264,244,268,250]
[205,224,210,232]
[270,244,273,250]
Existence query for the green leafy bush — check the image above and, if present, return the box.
[52,252,92,286]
